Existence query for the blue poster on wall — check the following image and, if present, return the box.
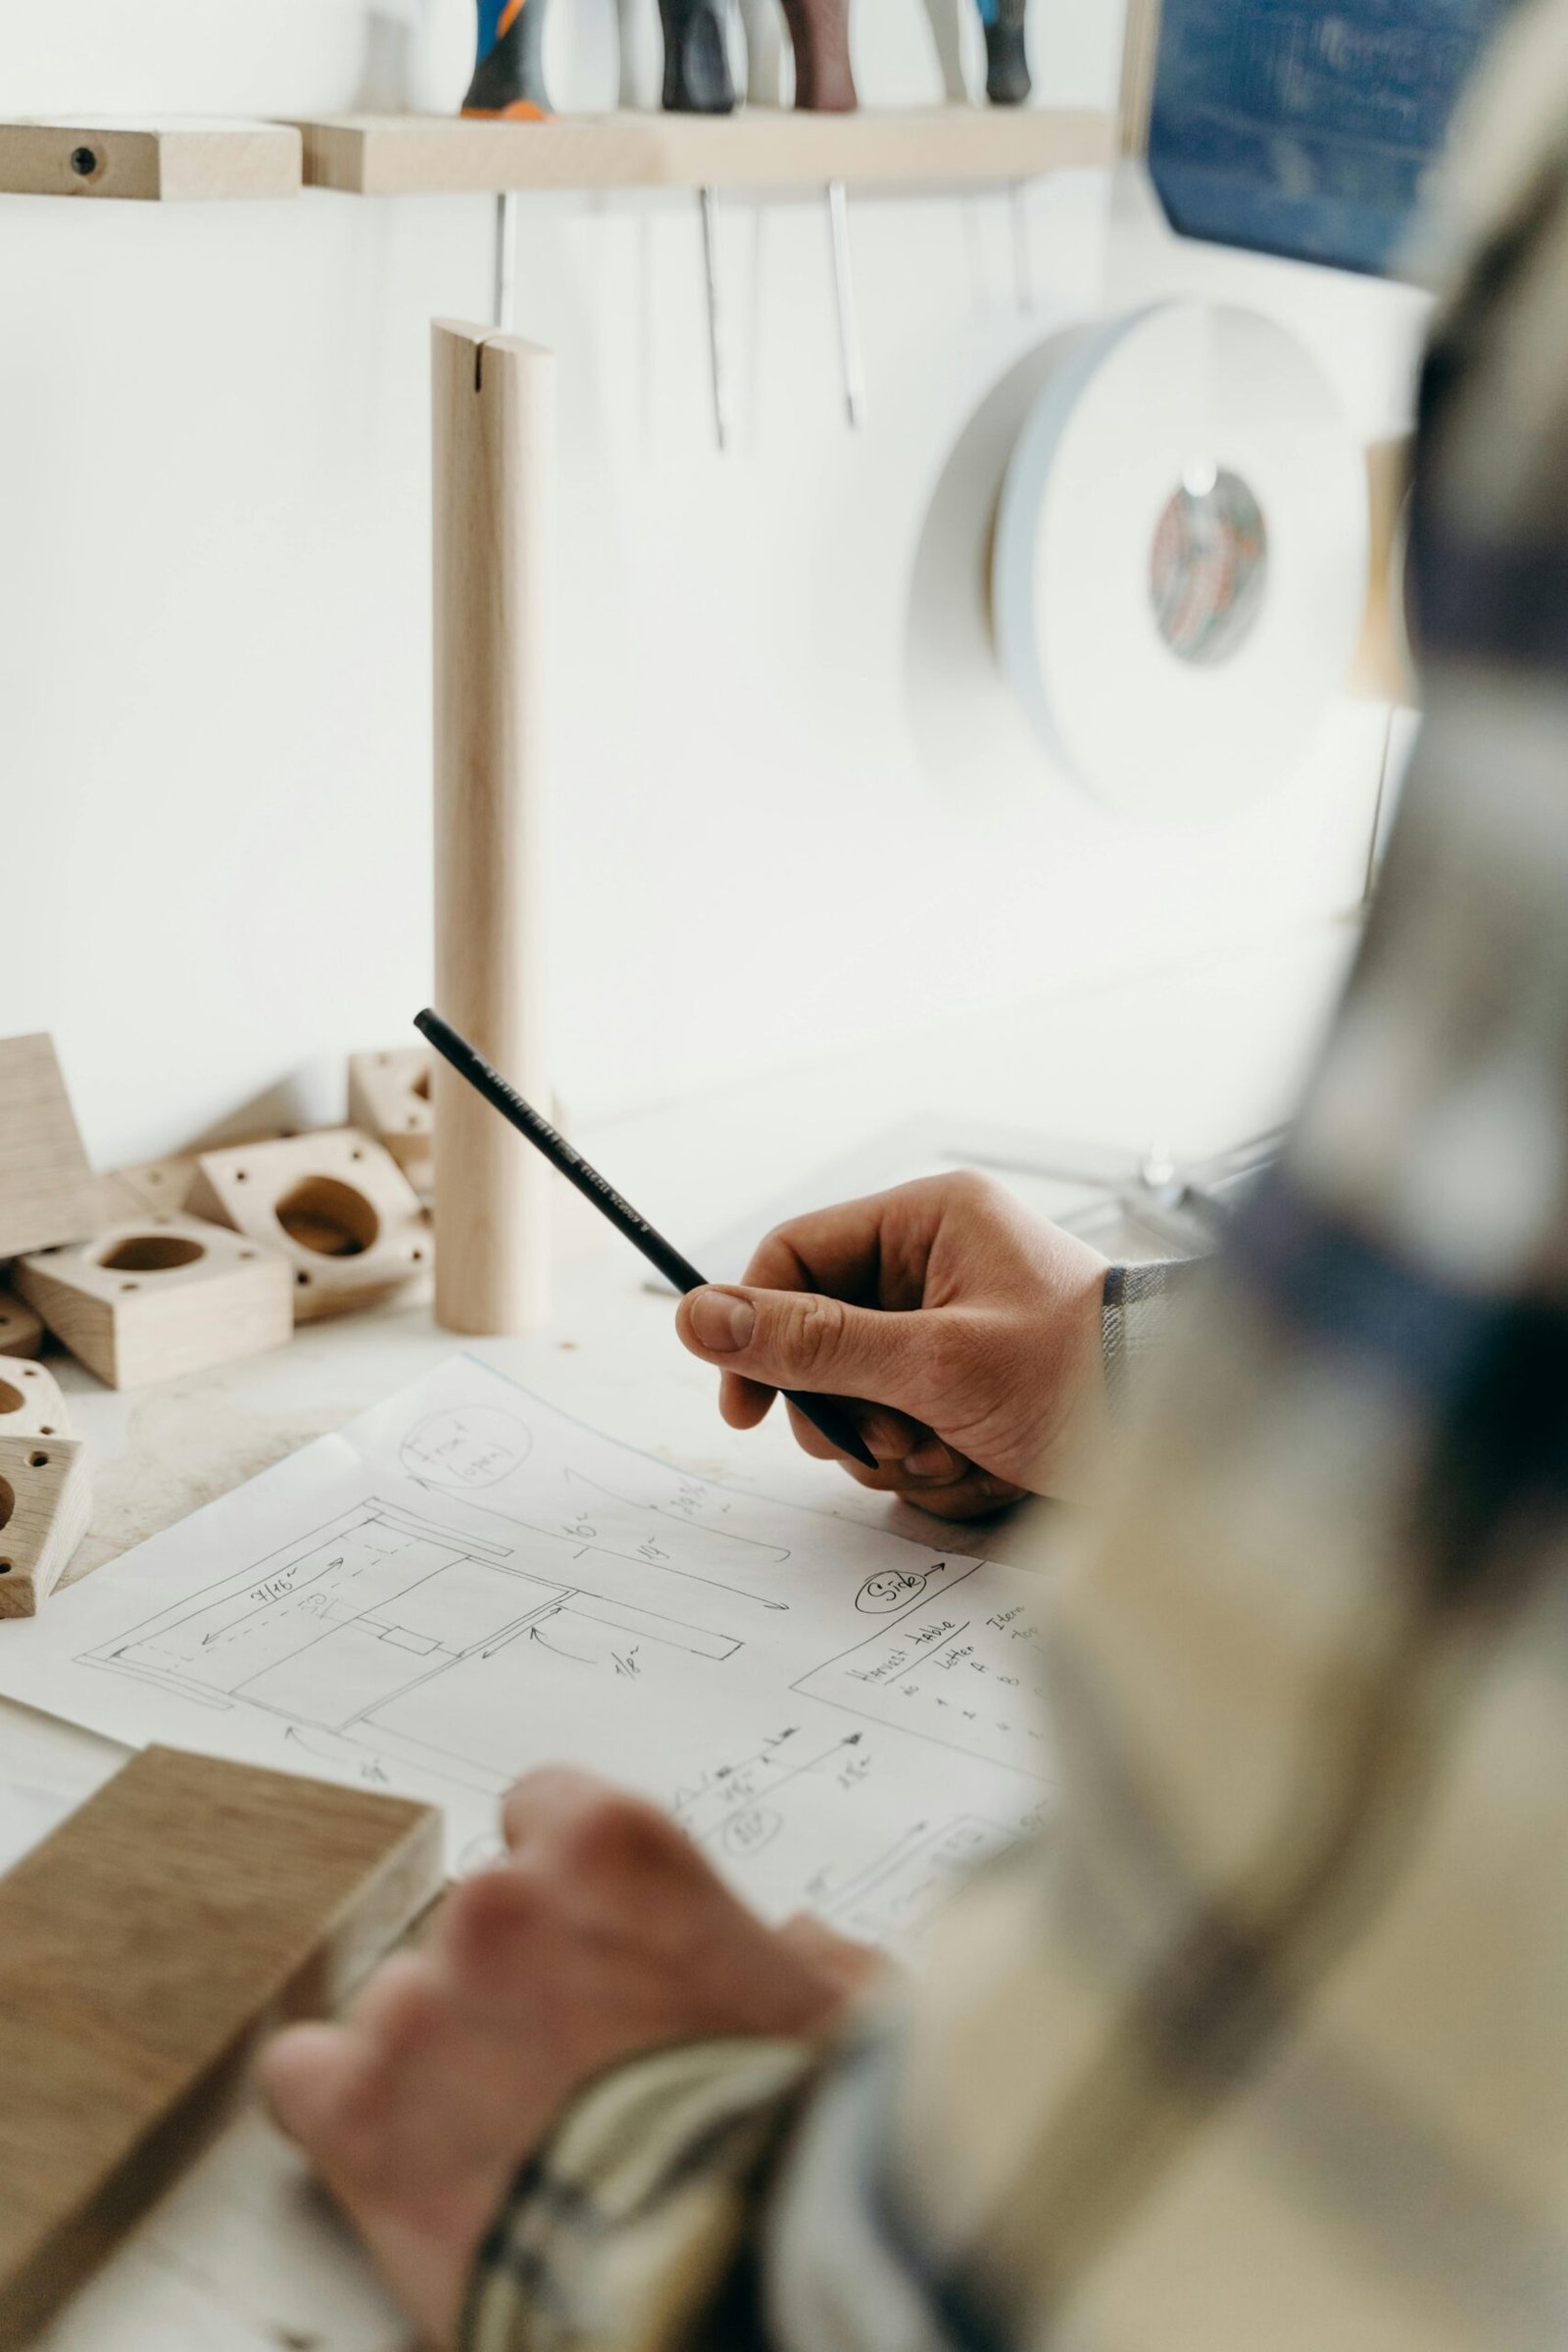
[1147,0,1517,276]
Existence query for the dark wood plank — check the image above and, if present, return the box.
[0,1746,442,2348]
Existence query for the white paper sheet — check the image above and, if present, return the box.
[0,1358,1053,1945]
[0,1779,75,1879]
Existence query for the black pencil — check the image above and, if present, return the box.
[415,1007,879,1470]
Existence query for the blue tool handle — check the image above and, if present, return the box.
[463,0,551,118]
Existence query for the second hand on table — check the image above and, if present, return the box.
[415,1006,880,1470]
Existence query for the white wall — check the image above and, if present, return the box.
[0,0,1429,1169]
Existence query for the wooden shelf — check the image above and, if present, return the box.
[295,106,1116,197]
[0,119,302,201]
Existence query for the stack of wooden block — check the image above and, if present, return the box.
[0,1033,441,1616]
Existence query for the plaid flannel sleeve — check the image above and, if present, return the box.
[462,2038,816,2352]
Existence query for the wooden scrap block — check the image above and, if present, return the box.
[16,1213,292,1391]
[0,1286,44,1360]
[348,1048,434,1196]
[0,1357,70,1442]
[0,1747,441,2349]
[112,1153,199,1215]
[0,1035,112,1259]
[0,1433,90,1617]
[0,119,302,202]
[188,1129,431,1323]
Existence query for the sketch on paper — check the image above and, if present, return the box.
[795,1592,1052,1774]
[401,1405,531,1489]
[82,1495,746,1795]
[0,1355,1055,1942]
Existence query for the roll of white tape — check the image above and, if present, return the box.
[992,301,1369,820]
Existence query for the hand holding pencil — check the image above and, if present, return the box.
[416,1009,877,1470]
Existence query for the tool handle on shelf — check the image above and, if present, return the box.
[781,0,858,113]
[658,0,736,113]
[463,0,552,119]
[980,0,1031,107]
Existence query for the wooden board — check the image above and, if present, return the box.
[0,1748,441,2348]
[296,105,1117,195]
[0,1036,115,1260]
[0,119,301,201]
[16,1213,293,1391]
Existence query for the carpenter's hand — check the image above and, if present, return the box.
[675,1174,1108,1518]
[261,1770,879,2352]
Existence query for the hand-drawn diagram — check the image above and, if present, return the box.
[6,1358,1055,1935]
[825,1816,1013,1944]
[401,1405,531,1489]
[674,1724,874,1861]
[857,1567,941,1613]
[796,1591,1054,1776]
[82,1496,742,1793]
[672,1726,1016,1951]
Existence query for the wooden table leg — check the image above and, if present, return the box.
[431,319,554,1334]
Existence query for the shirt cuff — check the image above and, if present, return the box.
[1101,1259,1198,1420]
[463,2036,816,2352]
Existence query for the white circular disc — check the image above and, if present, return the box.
[992,301,1370,821]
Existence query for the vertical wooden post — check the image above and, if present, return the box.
[431,319,553,1333]
[1118,0,1162,158]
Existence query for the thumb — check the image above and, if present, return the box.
[677,1284,933,1416]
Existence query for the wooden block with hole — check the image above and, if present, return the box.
[15,1213,292,1390]
[0,1356,70,1442]
[187,1128,431,1322]
[0,1285,44,1360]
[0,1747,440,2347]
[348,1048,434,1196]
[0,1434,90,1616]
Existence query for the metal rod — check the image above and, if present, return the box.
[826,179,866,429]
[699,184,730,453]
[1010,183,1033,313]
[493,190,518,329]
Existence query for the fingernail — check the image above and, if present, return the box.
[904,1438,957,1479]
[689,1289,756,1353]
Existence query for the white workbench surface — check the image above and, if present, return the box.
[3,919,1352,2352]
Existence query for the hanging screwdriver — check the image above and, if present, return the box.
[979,0,1034,312]
[781,0,866,429]
[980,0,1030,102]
[659,0,736,451]
[461,0,553,329]
[920,0,1027,102]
